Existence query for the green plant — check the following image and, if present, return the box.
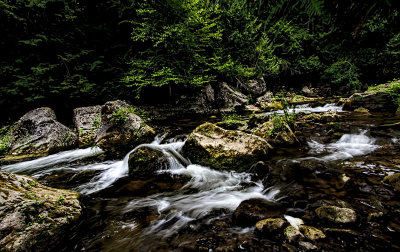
[267,95,296,137]
[56,195,65,205]
[110,107,136,123]
[221,110,242,127]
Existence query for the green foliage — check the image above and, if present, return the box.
[268,95,296,137]
[368,79,400,105]
[56,195,65,205]
[110,106,136,123]
[221,110,241,128]
[0,127,12,155]
[324,58,361,89]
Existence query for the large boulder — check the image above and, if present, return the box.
[175,84,215,115]
[215,82,248,112]
[94,100,155,158]
[181,123,271,171]
[73,105,102,147]
[238,78,267,97]
[128,146,169,177]
[233,199,285,226]
[343,91,398,113]
[5,107,77,156]
[0,171,82,251]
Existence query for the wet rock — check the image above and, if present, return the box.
[0,171,81,251]
[323,228,359,237]
[233,199,284,226]
[284,226,304,243]
[322,110,340,122]
[259,101,283,112]
[354,107,370,113]
[298,241,318,251]
[182,123,271,171]
[299,225,326,241]
[343,91,398,113]
[367,212,384,222]
[238,78,267,97]
[255,218,286,233]
[215,82,248,112]
[128,146,169,177]
[73,105,102,147]
[315,206,357,223]
[253,120,299,147]
[67,169,102,187]
[301,86,317,97]
[281,243,297,252]
[94,100,155,158]
[6,107,78,156]
[383,173,400,192]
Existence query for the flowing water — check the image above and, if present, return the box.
[1,106,400,251]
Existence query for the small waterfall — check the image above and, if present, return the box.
[76,137,189,194]
[307,130,379,161]
[264,103,343,116]
[0,147,104,176]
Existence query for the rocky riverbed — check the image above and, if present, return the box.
[1,85,400,251]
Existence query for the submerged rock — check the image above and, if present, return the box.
[315,206,357,224]
[128,146,169,177]
[343,91,398,113]
[73,105,102,147]
[0,171,82,251]
[284,225,304,243]
[233,199,284,226]
[299,225,326,241]
[5,107,77,157]
[95,100,155,158]
[255,218,286,233]
[182,123,271,171]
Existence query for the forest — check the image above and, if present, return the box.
[1,0,399,123]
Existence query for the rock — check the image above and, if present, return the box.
[215,82,248,112]
[233,199,284,226]
[354,107,370,113]
[259,101,283,112]
[323,228,359,237]
[315,206,357,223]
[255,218,286,233]
[0,171,81,251]
[284,226,304,243]
[94,100,155,158]
[181,123,271,171]
[73,105,102,147]
[384,173,400,192]
[175,84,215,115]
[256,92,274,105]
[367,212,384,222]
[281,243,297,252]
[128,146,169,177]
[301,86,317,97]
[239,78,267,97]
[343,91,398,113]
[298,241,318,251]
[6,107,77,156]
[322,110,340,122]
[299,225,326,241]
[253,120,299,147]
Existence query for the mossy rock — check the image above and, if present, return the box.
[384,173,400,192]
[182,123,271,171]
[128,146,169,177]
[315,206,357,224]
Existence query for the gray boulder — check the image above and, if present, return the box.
[215,82,248,112]
[73,105,102,147]
[7,107,77,156]
[94,100,155,158]
[175,84,215,115]
[0,171,82,251]
[239,78,267,97]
